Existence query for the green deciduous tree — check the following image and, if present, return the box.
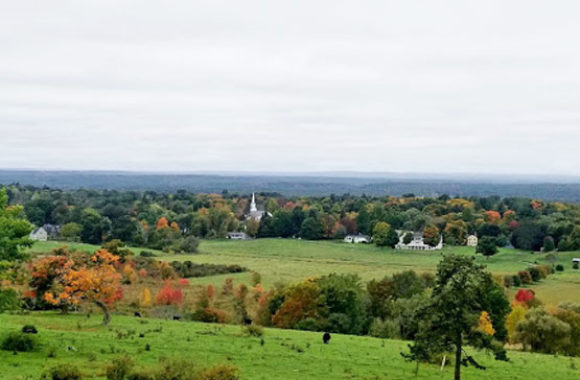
[515,307,571,353]
[58,222,82,242]
[422,225,440,247]
[476,236,499,257]
[372,222,399,248]
[316,273,367,334]
[0,188,33,261]
[300,216,323,240]
[444,220,468,245]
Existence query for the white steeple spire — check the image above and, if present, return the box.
[250,192,257,212]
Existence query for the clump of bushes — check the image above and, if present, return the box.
[189,307,228,324]
[139,251,156,258]
[43,364,83,380]
[154,358,197,379]
[1,331,38,352]
[196,364,239,380]
[177,236,201,254]
[504,265,556,288]
[528,267,542,282]
[242,324,264,338]
[0,287,21,312]
[369,318,399,339]
[503,264,556,288]
[170,261,246,278]
[503,275,513,288]
[127,373,154,380]
[106,355,135,380]
[123,359,239,380]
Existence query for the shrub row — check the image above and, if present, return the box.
[503,264,554,288]
[170,261,246,278]
[42,356,238,380]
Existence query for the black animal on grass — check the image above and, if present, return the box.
[323,332,331,344]
[134,312,142,318]
[173,315,182,321]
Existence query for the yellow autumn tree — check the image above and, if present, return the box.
[122,264,138,284]
[477,311,495,336]
[139,287,152,308]
[505,303,527,344]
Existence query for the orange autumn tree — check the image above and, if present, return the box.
[484,210,501,224]
[43,249,122,325]
[156,217,169,230]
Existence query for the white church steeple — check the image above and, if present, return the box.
[250,192,258,213]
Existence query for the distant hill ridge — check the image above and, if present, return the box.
[1,170,579,202]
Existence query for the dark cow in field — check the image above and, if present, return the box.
[323,332,331,344]
[173,315,182,321]
[134,312,142,318]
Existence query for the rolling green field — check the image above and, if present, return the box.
[27,239,580,304]
[1,312,579,380]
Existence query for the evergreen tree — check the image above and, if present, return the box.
[356,207,371,235]
[404,255,509,380]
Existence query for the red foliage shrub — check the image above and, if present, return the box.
[155,282,183,306]
[177,278,190,287]
[515,289,535,303]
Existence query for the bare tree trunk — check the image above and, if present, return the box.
[454,338,462,380]
[94,300,111,325]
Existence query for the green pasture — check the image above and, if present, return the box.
[27,239,580,304]
[1,312,579,380]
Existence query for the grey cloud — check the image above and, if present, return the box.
[0,1,579,175]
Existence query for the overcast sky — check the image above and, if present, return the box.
[1,1,579,176]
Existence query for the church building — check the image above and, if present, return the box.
[245,192,271,221]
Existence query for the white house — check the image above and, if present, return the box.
[41,223,60,238]
[227,232,249,240]
[467,235,478,247]
[344,234,371,244]
[29,227,48,241]
[395,231,443,251]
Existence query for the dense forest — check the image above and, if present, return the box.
[5,184,580,254]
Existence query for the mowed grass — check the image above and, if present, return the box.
[1,312,579,380]
[27,239,580,304]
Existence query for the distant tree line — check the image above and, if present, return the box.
[4,185,580,253]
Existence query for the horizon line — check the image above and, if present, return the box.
[1,167,580,183]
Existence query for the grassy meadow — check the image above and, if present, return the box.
[27,239,580,305]
[1,312,579,380]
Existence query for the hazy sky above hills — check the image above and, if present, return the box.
[1,1,579,176]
